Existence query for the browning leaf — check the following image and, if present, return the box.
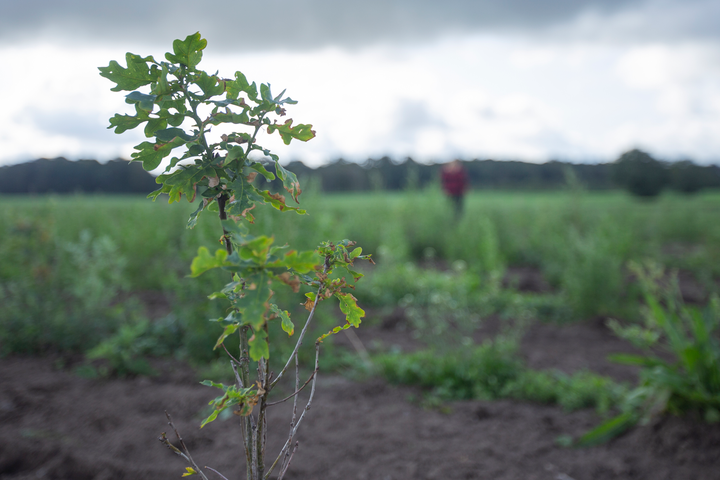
[277,272,301,293]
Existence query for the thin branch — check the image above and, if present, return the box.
[343,327,372,368]
[278,353,301,477]
[270,267,327,389]
[292,352,300,425]
[277,442,299,480]
[266,369,317,406]
[204,466,230,480]
[231,359,244,389]
[161,411,210,480]
[222,342,243,366]
[265,342,321,479]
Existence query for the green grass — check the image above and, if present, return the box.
[375,338,627,413]
[1,189,719,362]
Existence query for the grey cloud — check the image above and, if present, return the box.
[2,0,704,51]
[25,109,136,145]
[390,99,447,146]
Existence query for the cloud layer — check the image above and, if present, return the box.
[3,0,716,51]
[1,0,719,167]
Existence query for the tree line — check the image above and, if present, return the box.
[0,158,157,194]
[1,151,718,196]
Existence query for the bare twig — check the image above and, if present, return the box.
[277,442,299,480]
[222,342,243,366]
[231,359,244,389]
[343,327,372,367]
[270,266,328,389]
[277,353,301,477]
[205,466,230,480]
[265,341,321,479]
[161,411,210,480]
[292,352,300,425]
[266,369,317,406]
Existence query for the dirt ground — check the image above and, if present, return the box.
[2,269,719,480]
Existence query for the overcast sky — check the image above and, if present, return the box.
[1,0,719,168]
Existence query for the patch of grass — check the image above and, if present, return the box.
[375,338,626,413]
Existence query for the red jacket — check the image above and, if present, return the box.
[441,167,467,196]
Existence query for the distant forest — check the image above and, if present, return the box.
[1,153,719,195]
[0,158,157,194]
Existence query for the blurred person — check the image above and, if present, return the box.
[441,159,468,217]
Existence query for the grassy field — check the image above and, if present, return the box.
[2,187,720,440]
[2,188,719,356]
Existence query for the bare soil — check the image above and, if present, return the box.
[2,319,719,480]
[2,267,719,480]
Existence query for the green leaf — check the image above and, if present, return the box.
[260,83,276,104]
[200,409,219,428]
[248,326,269,360]
[199,379,226,388]
[190,247,230,277]
[155,127,194,142]
[152,63,174,96]
[608,353,668,368]
[221,219,249,238]
[108,113,147,134]
[182,466,197,476]
[576,412,638,447]
[148,185,168,201]
[270,304,294,336]
[187,200,207,229]
[233,273,272,331]
[158,165,215,201]
[255,188,306,214]
[248,162,275,181]
[226,145,246,164]
[165,32,206,69]
[238,235,274,263]
[267,119,316,145]
[336,293,364,327]
[274,160,302,203]
[214,323,240,350]
[226,71,258,101]
[131,137,186,171]
[144,117,168,137]
[210,111,250,125]
[125,91,157,112]
[99,53,158,92]
[196,71,225,98]
[267,249,320,274]
[347,267,364,282]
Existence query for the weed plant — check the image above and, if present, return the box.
[578,262,720,446]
